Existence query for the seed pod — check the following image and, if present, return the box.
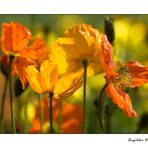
[104,17,115,44]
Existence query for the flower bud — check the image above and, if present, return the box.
[104,17,115,44]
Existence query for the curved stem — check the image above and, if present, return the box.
[98,83,108,133]
[8,56,16,133]
[0,77,8,132]
[49,92,54,133]
[38,95,43,133]
[82,60,88,134]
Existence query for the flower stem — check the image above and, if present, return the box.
[57,99,62,133]
[8,56,16,134]
[82,59,88,134]
[49,92,54,133]
[98,83,108,133]
[38,95,43,133]
[0,77,8,133]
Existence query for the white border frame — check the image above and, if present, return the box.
[0,0,147,14]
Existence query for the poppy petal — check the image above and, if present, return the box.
[39,60,58,92]
[37,73,48,92]
[100,35,115,76]
[51,39,70,74]
[12,22,32,52]
[20,38,45,60]
[1,23,13,53]
[51,24,103,76]
[64,24,102,56]
[50,65,58,91]
[125,61,148,87]
[54,72,83,99]
[25,65,43,94]
[105,83,137,117]
[13,57,36,89]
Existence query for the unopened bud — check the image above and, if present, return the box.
[104,17,115,44]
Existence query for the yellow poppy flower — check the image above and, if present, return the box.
[51,24,104,76]
[25,60,82,99]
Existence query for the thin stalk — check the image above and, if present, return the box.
[8,56,16,133]
[98,83,108,133]
[57,99,62,133]
[0,78,8,132]
[82,59,88,134]
[49,92,54,133]
[38,95,43,133]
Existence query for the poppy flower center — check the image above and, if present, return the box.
[5,51,19,61]
[114,61,132,87]
[81,56,91,67]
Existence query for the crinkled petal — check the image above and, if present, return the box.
[1,23,12,53]
[1,22,32,53]
[100,35,115,76]
[51,24,103,76]
[125,61,148,87]
[20,38,45,60]
[64,24,102,56]
[51,40,69,74]
[12,22,32,52]
[55,37,81,60]
[105,83,137,117]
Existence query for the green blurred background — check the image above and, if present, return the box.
[0,14,148,133]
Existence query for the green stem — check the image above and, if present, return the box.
[57,99,62,133]
[38,95,43,133]
[49,92,54,133]
[98,83,108,133]
[8,56,16,134]
[82,59,88,134]
[0,78,8,133]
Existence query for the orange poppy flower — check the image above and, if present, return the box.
[51,24,104,76]
[29,98,83,133]
[100,35,148,117]
[25,59,82,99]
[1,22,45,88]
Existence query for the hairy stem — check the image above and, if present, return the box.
[82,59,88,134]
[8,56,16,133]
[49,92,54,133]
[98,83,108,133]
[0,78,8,132]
